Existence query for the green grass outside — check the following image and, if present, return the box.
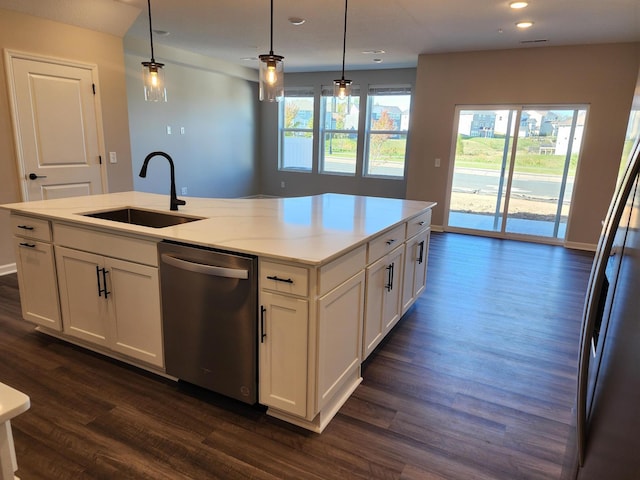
[323,138,407,163]
[456,136,578,175]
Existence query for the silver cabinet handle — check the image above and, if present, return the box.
[19,242,36,248]
[386,239,397,246]
[161,253,248,279]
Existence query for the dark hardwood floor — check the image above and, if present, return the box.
[0,232,594,479]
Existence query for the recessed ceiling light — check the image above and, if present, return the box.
[510,1,529,9]
[516,21,534,29]
[288,17,306,26]
[241,56,259,61]
[153,29,170,36]
[373,58,383,63]
[362,49,386,55]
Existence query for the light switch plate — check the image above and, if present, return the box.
[109,152,117,164]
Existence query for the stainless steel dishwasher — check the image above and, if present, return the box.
[158,241,258,404]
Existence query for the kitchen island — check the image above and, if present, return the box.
[3,191,435,432]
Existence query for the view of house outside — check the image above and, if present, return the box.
[279,90,412,177]
[449,107,588,239]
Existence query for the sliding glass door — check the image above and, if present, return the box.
[447,106,587,241]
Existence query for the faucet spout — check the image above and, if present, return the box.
[139,151,186,211]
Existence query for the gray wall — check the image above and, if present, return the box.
[260,68,416,199]
[126,53,260,199]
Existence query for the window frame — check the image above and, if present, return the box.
[278,88,315,172]
[363,85,412,179]
[318,86,361,176]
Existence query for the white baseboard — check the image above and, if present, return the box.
[431,224,444,232]
[564,241,597,252]
[0,263,17,276]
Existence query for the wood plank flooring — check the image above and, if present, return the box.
[0,233,594,479]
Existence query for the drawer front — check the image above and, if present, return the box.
[53,223,159,266]
[406,210,432,239]
[11,214,52,242]
[318,245,366,296]
[260,260,309,297]
[367,223,406,264]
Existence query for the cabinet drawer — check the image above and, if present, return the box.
[318,245,366,296]
[367,223,406,264]
[53,223,159,266]
[406,210,432,239]
[260,260,308,297]
[11,214,52,242]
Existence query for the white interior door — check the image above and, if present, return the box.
[6,52,106,201]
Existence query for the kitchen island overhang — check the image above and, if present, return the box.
[3,191,436,432]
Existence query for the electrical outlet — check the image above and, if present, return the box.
[180,127,185,135]
[166,125,172,135]
[181,187,188,195]
[280,181,285,188]
[109,152,117,164]
[435,158,441,167]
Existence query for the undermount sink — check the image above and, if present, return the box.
[83,208,203,228]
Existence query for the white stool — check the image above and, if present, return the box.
[0,383,30,480]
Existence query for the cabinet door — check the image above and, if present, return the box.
[402,229,430,314]
[259,292,308,417]
[363,246,404,359]
[382,246,404,334]
[55,246,109,346]
[317,270,365,411]
[106,258,163,368]
[363,256,387,359]
[13,238,61,330]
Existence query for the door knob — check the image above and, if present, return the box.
[28,173,47,180]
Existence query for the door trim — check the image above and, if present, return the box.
[3,49,109,200]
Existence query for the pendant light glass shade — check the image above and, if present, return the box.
[333,78,352,99]
[259,0,284,102]
[142,60,166,102]
[333,0,351,112]
[259,53,284,102]
[142,0,166,102]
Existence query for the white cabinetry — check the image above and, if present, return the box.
[363,245,404,359]
[402,229,430,314]
[363,223,406,360]
[53,224,163,368]
[259,291,308,417]
[11,214,61,330]
[259,246,366,432]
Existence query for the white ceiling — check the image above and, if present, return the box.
[1,0,639,72]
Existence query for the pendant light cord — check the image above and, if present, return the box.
[341,0,348,80]
[269,0,274,55]
[147,0,156,62]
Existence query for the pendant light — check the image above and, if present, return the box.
[333,0,352,105]
[141,0,167,102]
[259,0,284,102]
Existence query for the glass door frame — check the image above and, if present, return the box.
[444,104,588,244]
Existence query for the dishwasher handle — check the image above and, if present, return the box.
[161,253,249,279]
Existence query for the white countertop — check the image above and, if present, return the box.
[2,192,435,265]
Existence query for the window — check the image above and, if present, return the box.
[364,86,412,177]
[279,88,314,171]
[276,82,414,180]
[320,86,360,175]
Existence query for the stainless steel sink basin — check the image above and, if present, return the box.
[83,208,203,228]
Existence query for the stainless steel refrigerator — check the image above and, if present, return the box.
[562,66,640,479]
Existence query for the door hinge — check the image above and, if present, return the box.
[92,83,96,95]
[99,155,102,165]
